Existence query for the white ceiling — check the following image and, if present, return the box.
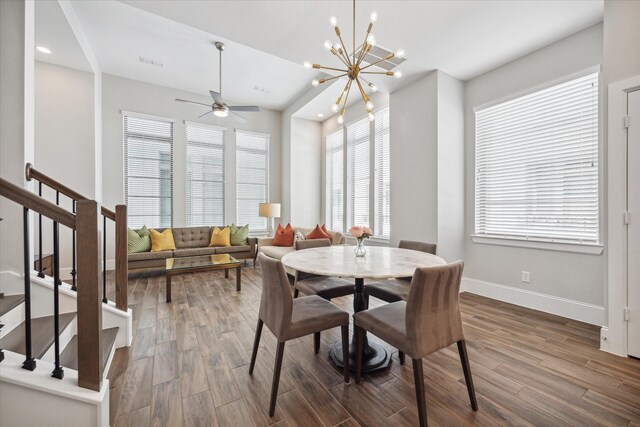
[39,0,603,118]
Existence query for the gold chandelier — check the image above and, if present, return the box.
[305,0,404,123]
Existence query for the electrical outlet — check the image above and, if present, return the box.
[521,271,530,283]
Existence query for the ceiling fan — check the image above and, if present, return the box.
[176,42,260,124]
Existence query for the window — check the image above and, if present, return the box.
[123,112,173,228]
[186,122,225,226]
[475,72,599,244]
[236,130,269,232]
[326,129,344,232]
[374,107,390,238]
[347,117,371,229]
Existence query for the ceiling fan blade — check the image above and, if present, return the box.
[229,111,248,124]
[198,110,213,119]
[228,105,260,112]
[176,98,211,107]
[209,91,223,104]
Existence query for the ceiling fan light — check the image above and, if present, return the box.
[213,104,229,118]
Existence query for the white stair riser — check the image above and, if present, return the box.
[0,302,25,339]
[41,316,77,363]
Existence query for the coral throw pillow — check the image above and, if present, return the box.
[150,228,176,252]
[306,224,332,240]
[210,226,231,247]
[321,224,332,238]
[272,223,294,247]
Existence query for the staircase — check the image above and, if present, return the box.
[0,165,131,427]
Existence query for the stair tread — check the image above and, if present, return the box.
[59,327,119,374]
[0,294,25,317]
[0,313,76,359]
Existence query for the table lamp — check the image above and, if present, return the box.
[259,202,281,234]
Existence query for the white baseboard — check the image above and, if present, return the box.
[461,277,605,326]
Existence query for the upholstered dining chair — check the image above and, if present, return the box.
[292,239,355,353]
[354,261,477,427]
[250,254,350,417]
[365,240,437,305]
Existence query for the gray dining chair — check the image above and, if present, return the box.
[292,238,354,353]
[365,240,437,304]
[250,254,350,416]
[354,261,477,427]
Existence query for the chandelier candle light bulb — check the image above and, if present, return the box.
[307,0,404,123]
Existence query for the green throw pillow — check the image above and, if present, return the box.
[127,225,151,253]
[230,224,249,246]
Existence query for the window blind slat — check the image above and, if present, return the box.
[475,72,599,244]
[375,107,390,238]
[236,130,269,231]
[124,113,173,229]
[326,129,344,232]
[347,117,371,229]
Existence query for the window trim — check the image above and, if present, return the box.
[473,69,602,249]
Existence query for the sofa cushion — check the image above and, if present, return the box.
[150,229,177,252]
[272,223,294,247]
[128,226,151,253]
[260,245,294,260]
[230,224,249,246]
[216,245,250,254]
[210,226,231,247]
[128,250,173,261]
[174,247,218,258]
[171,226,211,249]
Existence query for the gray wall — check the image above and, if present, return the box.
[603,1,640,85]
[290,117,321,227]
[463,24,605,306]
[102,73,282,251]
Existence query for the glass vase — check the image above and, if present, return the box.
[354,238,367,257]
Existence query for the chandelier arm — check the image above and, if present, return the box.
[341,79,353,113]
[331,48,352,68]
[359,54,394,72]
[361,71,394,75]
[320,73,348,84]
[335,33,353,66]
[335,79,351,105]
[354,77,369,104]
[315,64,348,73]
[355,23,374,67]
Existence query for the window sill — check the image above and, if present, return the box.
[344,236,391,246]
[470,235,604,255]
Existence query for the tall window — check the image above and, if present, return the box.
[326,129,344,232]
[347,117,371,229]
[236,130,269,232]
[123,112,173,228]
[475,72,599,244]
[186,122,225,226]
[374,107,390,238]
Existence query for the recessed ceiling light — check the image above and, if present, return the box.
[36,46,51,54]
[317,113,324,118]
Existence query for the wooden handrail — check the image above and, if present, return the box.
[26,163,116,220]
[0,178,76,229]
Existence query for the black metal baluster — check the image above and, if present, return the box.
[55,191,61,286]
[102,215,107,303]
[71,200,77,291]
[37,182,44,278]
[52,221,64,379]
[22,207,36,371]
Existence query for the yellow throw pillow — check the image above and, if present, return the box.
[209,226,231,247]
[150,228,176,252]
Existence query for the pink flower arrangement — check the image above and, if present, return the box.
[350,226,373,239]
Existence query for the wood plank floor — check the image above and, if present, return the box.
[106,264,640,427]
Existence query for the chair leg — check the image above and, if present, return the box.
[314,332,321,354]
[457,340,478,411]
[293,288,299,298]
[341,324,350,383]
[249,319,263,375]
[355,326,364,384]
[269,341,286,417]
[412,358,428,427]
[399,351,406,365]
[364,294,369,309]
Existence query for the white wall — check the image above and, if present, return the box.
[463,24,605,308]
[101,74,282,250]
[34,61,95,269]
[290,117,321,227]
[603,1,640,86]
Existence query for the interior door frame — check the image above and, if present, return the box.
[605,75,640,357]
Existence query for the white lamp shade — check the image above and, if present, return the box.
[259,202,281,218]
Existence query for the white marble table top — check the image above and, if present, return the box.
[281,245,446,279]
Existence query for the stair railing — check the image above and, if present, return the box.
[25,163,128,312]
[0,177,103,391]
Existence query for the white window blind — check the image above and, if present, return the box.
[326,129,344,232]
[374,107,390,238]
[475,72,599,244]
[186,122,226,226]
[347,117,371,229]
[236,130,269,232]
[123,112,173,229]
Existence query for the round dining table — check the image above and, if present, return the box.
[281,245,446,373]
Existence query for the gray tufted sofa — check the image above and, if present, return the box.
[128,226,257,274]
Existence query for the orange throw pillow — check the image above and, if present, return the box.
[321,224,332,239]
[307,224,332,240]
[272,223,294,247]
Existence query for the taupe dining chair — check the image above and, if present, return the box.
[250,254,350,417]
[354,261,477,427]
[365,240,437,304]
